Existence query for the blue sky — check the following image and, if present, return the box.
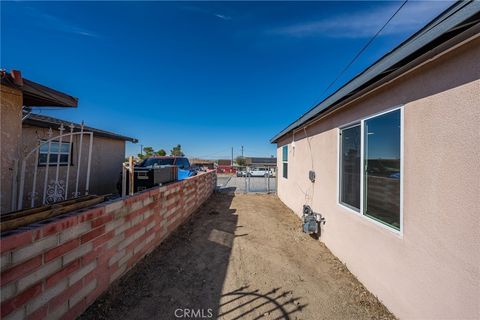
[1,1,452,159]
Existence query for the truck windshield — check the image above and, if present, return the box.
[139,158,175,167]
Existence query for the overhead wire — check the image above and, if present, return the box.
[319,0,409,99]
[298,0,409,206]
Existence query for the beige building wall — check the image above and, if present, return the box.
[88,136,125,195]
[0,85,23,214]
[0,82,126,212]
[19,126,126,208]
[276,37,480,319]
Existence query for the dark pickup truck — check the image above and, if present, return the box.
[117,156,197,194]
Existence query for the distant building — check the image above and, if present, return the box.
[246,157,276,168]
[190,158,215,169]
[216,159,232,166]
[216,159,235,174]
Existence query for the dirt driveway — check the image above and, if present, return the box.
[81,193,394,320]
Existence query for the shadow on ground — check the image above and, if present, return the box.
[80,193,239,320]
[81,193,394,320]
[218,286,306,320]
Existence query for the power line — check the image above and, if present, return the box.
[320,0,409,98]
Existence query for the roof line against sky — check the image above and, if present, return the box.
[319,0,409,99]
[24,112,138,143]
[1,70,78,107]
[270,0,479,143]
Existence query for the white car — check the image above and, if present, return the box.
[247,167,274,177]
[236,170,247,177]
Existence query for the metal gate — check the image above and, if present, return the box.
[14,123,93,211]
[216,167,277,194]
[242,166,277,193]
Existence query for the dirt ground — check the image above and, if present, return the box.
[81,193,395,320]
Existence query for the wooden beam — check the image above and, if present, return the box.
[1,195,96,222]
[1,196,105,232]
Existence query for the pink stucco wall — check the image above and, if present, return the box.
[276,37,480,318]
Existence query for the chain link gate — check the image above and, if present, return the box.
[242,166,277,193]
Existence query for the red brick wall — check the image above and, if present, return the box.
[0,171,216,320]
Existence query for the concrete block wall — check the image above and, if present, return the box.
[0,171,216,320]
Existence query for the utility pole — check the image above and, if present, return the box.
[231,147,234,166]
[241,145,244,157]
[140,144,143,157]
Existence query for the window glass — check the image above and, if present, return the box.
[40,143,51,153]
[282,145,288,179]
[40,143,48,153]
[176,158,183,169]
[60,143,70,153]
[140,158,175,167]
[364,109,401,230]
[39,141,71,165]
[178,158,188,169]
[340,125,361,210]
[49,143,60,153]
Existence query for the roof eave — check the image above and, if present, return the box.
[23,115,138,143]
[270,0,480,144]
[1,75,78,108]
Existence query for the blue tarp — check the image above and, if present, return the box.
[178,169,195,181]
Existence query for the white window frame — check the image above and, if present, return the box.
[338,123,362,213]
[336,106,404,236]
[282,145,288,179]
[38,140,73,166]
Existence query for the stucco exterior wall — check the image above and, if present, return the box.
[276,37,480,319]
[19,126,126,208]
[89,137,125,195]
[0,85,23,214]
